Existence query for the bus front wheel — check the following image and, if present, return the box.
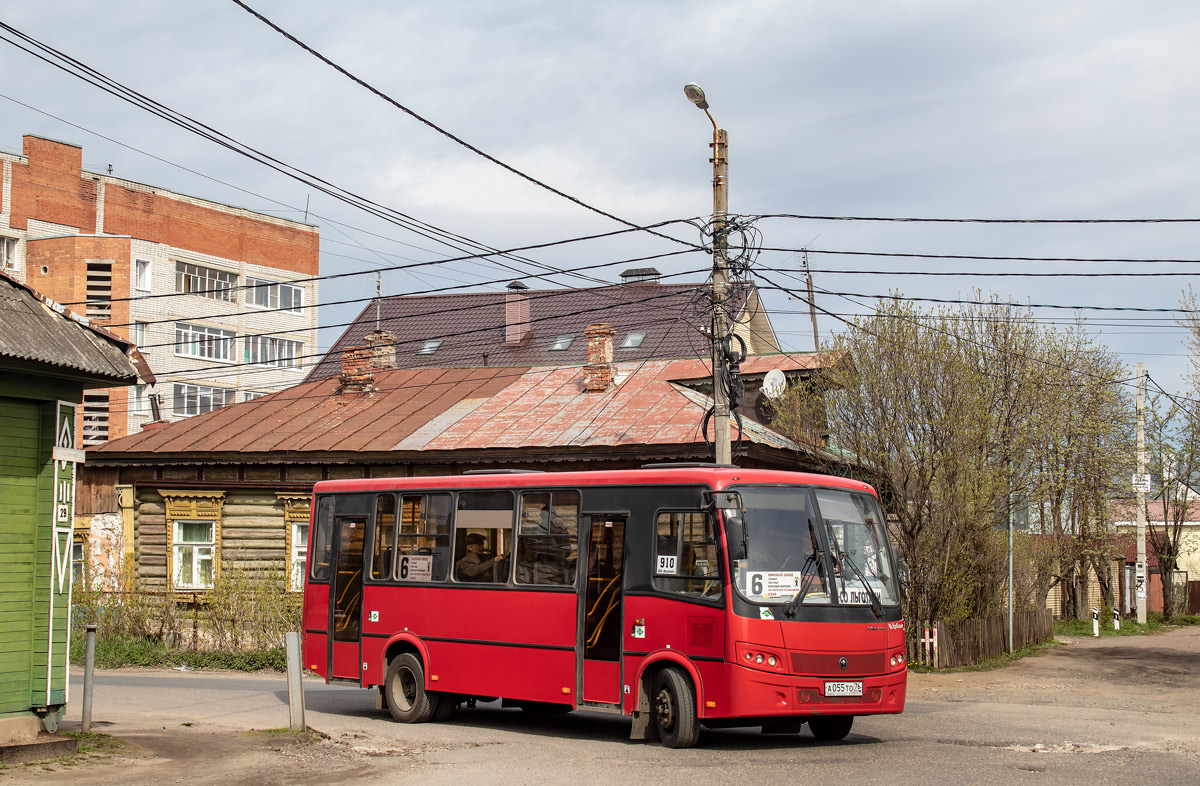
[652,668,700,748]
[809,715,854,740]
[384,653,438,723]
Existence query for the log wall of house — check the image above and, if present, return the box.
[134,489,167,589]
[221,491,287,571]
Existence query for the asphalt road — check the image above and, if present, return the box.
[15,626,1200,786]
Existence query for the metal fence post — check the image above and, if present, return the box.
[82,623,97,733]
[286,631,306,731]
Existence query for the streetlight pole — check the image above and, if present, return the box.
[685,82,732,465]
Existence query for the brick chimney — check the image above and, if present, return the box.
[363,329,397,370]
[583,323,616,392]
[505,281,530,345]
[338,345,376,393]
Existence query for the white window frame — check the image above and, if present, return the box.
[0,236,17,271]
[175,322,237,362]
[549,335,574,351]
[621,331,647,349]
[130,384,149,418]
[175,260,237,302]
[244,335,303,369]
[172,383,236,417]
[291,521,309,592]
[243,390,267,402]
[245,277,304,313]
[173,519,216,590]
[133,258,152,291]
[131,321,148,348]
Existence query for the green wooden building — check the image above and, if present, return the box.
[0,271,149,739]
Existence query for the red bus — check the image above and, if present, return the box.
[301,465,906,747]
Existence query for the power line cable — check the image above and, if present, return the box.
[227,0,702,252]
[752,213,1200,225]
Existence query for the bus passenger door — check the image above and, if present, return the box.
[328,517,366,682]
[579,514,625,705]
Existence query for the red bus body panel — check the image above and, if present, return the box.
[301,467,907,726]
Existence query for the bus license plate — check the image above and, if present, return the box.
[824,681,863,697]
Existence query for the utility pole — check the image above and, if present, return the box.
[1136,362,1148,624]
[804,250,819,351]
[685,83,732,465]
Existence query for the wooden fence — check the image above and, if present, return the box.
[907,609,1054,669]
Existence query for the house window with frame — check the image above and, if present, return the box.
[549,335,574,351]
[291,521,309,592]
[417,339,443,356]
[130,384,149,417]
[245,277,303,313]
[175,322,236,361]
[244,335,303,369]
[175,260,237,301]
[173,520,216,590]
[1,237,17,270]
[134,258,151,291]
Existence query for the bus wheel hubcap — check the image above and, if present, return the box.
[656,689,674,731]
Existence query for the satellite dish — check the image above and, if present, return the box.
[762,369,787,400]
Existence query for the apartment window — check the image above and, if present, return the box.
[417,339,443,355]
[172,383,236,417]
[245,277,303,313]
[245,335,302,369]
[549,335,574,351]
[243,391,267,402]
[134,258,151,291]
[175,322,236,361]
[131,321,148,347]
[130,384,149,417]
[621,331,646,349]
[175,260,236,301]
[0,237,16,270]
[173,520,215,590]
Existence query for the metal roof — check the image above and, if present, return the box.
[304,281,757,380]
[90,354,822,461]
[0,271,151,386]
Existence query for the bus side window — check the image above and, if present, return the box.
[371,494,396,579]
[453,490,514,583]
[515,490,579,586]
[394,494,452,582]
[653,511,722,599]
[310,496,334,582]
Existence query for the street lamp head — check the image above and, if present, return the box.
[683,83,709,110]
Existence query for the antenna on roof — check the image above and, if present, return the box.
[375,272,381,331]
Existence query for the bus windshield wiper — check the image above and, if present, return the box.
[783,518,824,618]
[839,551,884,619]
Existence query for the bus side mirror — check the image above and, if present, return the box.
[709,491,747,560]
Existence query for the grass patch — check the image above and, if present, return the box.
[70,633,286,672]
[1054,612,1200,639]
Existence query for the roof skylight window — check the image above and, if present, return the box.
[417,339,444,355]
[621,331,647,349]
[549,335,574,351]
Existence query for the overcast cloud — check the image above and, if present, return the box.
[3,0,1199,398]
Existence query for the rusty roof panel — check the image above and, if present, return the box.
[91,353,819,459]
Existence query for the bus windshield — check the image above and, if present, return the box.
[729,486,900,608]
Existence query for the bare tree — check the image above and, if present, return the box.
[773,297,1131,625]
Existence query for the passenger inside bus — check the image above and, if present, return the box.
[456,532,506,581]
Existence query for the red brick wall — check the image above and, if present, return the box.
[10,136,98,232]
[9,135,318,276]
[25,234,133,335]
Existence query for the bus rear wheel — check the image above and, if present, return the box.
[384,653,438,723]
[652,668,700,748]
[809,715,854,740]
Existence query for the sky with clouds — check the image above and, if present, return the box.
[3,0,1199,399]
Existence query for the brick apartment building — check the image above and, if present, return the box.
[0,134,319,444]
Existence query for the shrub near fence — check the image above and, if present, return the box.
[907,610,1054,669]
[72,567,303,653]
